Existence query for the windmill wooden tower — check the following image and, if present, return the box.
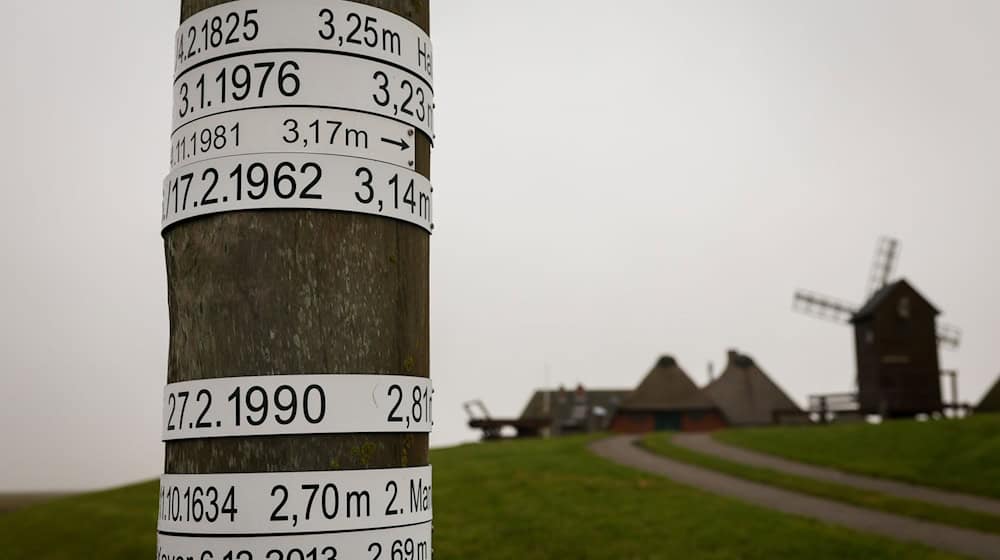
[793,237,961,417]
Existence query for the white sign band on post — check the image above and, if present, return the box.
[172,52,434,139]
[162,374,432,441]
[171,107,416,171]
[161,153,432,232]
[157,521,432,559]
[158,466,431,535]
[174,0,433,87]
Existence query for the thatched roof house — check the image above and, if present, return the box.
[704,350,802,426]
[977,375,1000,413]
[611,356,725,433]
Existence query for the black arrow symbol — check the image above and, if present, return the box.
[380,136,410,151]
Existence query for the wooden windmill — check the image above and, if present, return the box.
[793,237,960,417]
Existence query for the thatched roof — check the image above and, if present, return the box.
[977,375,1000,412]
[619,356,716,412]
[704,350,802,426]
[519,387,631,420]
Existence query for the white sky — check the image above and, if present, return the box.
[2,0,998,491]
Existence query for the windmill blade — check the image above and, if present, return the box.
[866,236,900,298]
[937,324,962,350]
[793,290,858,324]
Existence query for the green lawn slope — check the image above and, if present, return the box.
[640,432,1000,534]
[0,436,962,559]
[0,481,158,558]
[716,414,1000,499]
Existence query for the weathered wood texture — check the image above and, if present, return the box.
[165,0,431,475]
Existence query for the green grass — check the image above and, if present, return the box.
[715,414,1000,499]
[640,432,1000,534]
[0,481,158,558]
[0,435,965,559]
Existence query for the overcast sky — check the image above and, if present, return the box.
[3,0,998,492]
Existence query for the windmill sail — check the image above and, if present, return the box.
[866,236,899,298]
[937,324,962,350]
[793,290,857,324]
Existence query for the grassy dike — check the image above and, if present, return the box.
[714,414,1000,500]
[639,432,1000,535]
[0,435,966,559]
[0,480,158,558]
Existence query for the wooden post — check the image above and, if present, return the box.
[950,371,958,410]
[941,370,959,417]
[164,0,431,500]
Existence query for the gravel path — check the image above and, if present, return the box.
[590,435,1000,560]
[673,433,1000,517]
